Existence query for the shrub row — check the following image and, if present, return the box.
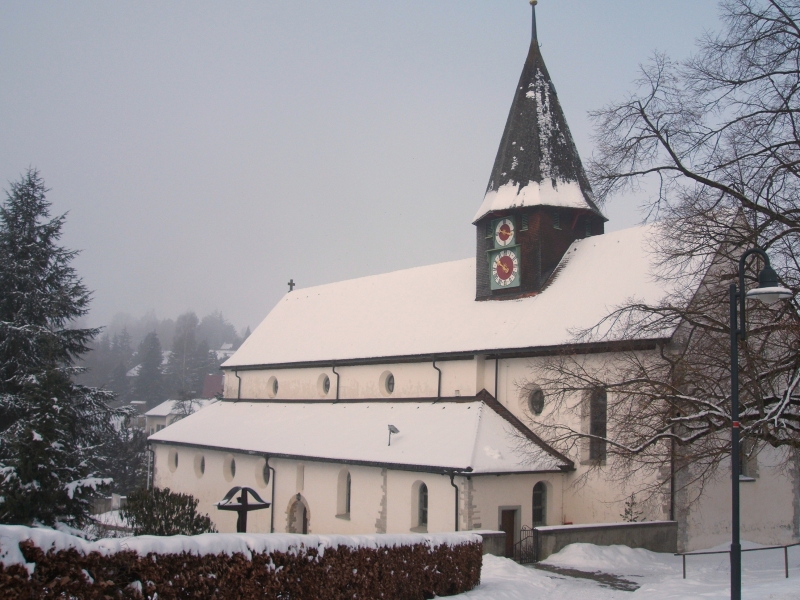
[0,536,482,599]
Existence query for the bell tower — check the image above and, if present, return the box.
[475,1,606,301]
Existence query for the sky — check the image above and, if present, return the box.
[0,1,722,334]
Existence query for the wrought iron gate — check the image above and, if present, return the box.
[513,526,537,564]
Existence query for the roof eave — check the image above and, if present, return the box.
[222,337,669,372]
[147,439,563,476]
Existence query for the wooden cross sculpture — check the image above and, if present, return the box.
[216,486,271,533]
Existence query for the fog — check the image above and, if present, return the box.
[0,1,720,333]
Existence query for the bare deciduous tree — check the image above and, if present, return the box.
[525,0,800,498]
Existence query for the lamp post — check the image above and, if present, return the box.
[729,248,791,600]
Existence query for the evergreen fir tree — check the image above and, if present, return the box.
[111,328,133,365]
[196,310,240,351]
[167,312,200,399]
[108,361,130,402]
[192,338,220,394]
[100,415,148,495]
[0,169,128,527]
[134,332,165,407]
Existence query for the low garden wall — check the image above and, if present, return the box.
[0,526,482,599]
[534,520,678,561]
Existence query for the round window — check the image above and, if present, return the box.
[267,376,279,398]
[386,373,394,394]
[194,454,205,478]
[168,448,179,473]
[223,454,236,482]
[527,386,545,415]
[318,373,331,397]
[379,371,395,397]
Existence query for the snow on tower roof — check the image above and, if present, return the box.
[224,224,676,368]
[473,37,604,223]
[148,393,571,474]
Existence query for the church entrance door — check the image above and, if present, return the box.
[289,497,309,534]
[500,510,516,557]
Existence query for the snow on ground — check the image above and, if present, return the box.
[455,542,800,600]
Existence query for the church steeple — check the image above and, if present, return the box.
[474,2,603,224]
[474,2,605,301]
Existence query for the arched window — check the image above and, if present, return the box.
[589,387,608,461]
[337,469,352,517]
[346,472,351,514]
[532,482,547,526]
[418,483,428,527]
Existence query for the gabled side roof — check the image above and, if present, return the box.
[224,224,674,368]
[473,39,604,223]
[148,391,573,474]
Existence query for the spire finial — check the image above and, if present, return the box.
[530,0,538,42]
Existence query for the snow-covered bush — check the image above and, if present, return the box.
[121,487,216,536]
[0,525,482,599]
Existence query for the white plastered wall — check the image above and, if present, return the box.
[153,445,492,535]
[484,352,798,548]
[678,446,799,551]
[152,446,273,533]
[223,359,479,400]
[470,474,563,537]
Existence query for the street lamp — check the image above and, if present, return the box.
[729,248,791,600]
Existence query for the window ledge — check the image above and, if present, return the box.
[335,513,351,520]
[739,475,756,482]
[410,525,428,533]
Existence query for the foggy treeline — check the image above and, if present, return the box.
[77,310,250,408]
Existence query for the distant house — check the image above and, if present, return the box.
[128,400,149,429]
[145,399,215,436]
[201,373,224,399]
[215,343,236,362]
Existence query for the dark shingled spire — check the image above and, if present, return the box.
[473,6,604,223]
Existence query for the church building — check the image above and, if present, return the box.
[149,5,798,553]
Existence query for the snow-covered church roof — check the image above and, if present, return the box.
[472,34,604,224]
[148,392,572,474]
[224,224,673,369]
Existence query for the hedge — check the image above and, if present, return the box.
[0,527,482,599]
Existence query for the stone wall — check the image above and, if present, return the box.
[534,521,678,561]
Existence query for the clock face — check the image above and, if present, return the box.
[492,249,519,287]
[494,218,515,247]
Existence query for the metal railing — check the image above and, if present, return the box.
[676,542,799,579]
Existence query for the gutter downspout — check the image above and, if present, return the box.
[234,370,242,401]
[266,456,276,533]
[332,365,340,401]
[494,358,499,400]
[432,358,442,402]
[146,444,154,489]
[670,413,677,521]
[449,474,459,532]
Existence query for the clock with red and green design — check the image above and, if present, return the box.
[494,218,515,247]
[489,247,520,289]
